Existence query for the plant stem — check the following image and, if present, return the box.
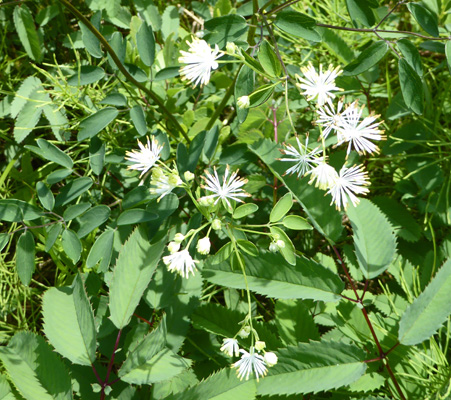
[58,0,190,143]
[100,329,122,399]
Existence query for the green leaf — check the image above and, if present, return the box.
[237,240,259,257]
[0,203,22,222]
[35,139,74,169]
[79,12,103,58]
[269,226,296,266]
[233,203,258,219]
[343,41,388,76]
[270,192,293,222]
[250,139,342,242]
[62,229,82,263]
[346,0,375,28]
[320,28,355,64]
[137,21,155,66]
[47,168,72,185]
[248,84,276,108]
[63,203,91,221]
[398,259,451,345]
[446,41,451,74]
[166,368,256,400]
[45,223,62,252]
[282,215,312,230]
[42,103,68,141]
[16,230,35,286]
[14,86,46,143]
[99,93,127,106]
[398,58,424,115]
[67,66,105,86]
[77,107,119,141]
[274,9,321,42]
[42,281,96,365]
[0,234,9,253]
[204,14,248,48]
[76,205,111,238]
[407,2,439,37]
[154,66,180,81]
[397,39,423,77]
[36,182,54,211]
[54,177,93,207]
[89,136,105,175]
[258,40,282,77]
[130,105,147,135]
[0,332,72,400]
[117,209,158,225]
[13,5,43,62]
[257,341,367,396]
[10,76,41,118]
[109,228,166,329]
[107,31,126,70]
[0,199,42,221]
[0,374,14,400]
[86,229,114,270]
[346,198,396,279]
[235,66,254,123]
[203,252,344,302]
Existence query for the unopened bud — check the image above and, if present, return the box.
[264,352,278,367]
[167,241,180,254]
[237,326,251,339]
[196,237,211,255]
[237,96,250,109]
[174,233,185,243]
[184,171,195,181]
[255,341,266,351]
[212,219,222,230]
[226,41,238,55]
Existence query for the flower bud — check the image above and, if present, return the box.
[184,171,195,182]
[167,241,180,254]
[276,239,285,249]
[174,233,185,243]
[237,96,250,109]
[198,196,214,207]
[212,219,222,230]
[255,341,266,351]
[269,242,279,253]
[226,41,237,55]
[264,352,278,367]
[237,326,251,339]
[197,237,211,255]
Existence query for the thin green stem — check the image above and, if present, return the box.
[58,0,190,143]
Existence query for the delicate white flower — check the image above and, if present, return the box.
[167,241,180,254]
[296,63,342,106]
[201,166,250,209]
[269,242,279,253]
[211,219,222,230]
[237,95,250,109]
[233,347,268,382]
[315,98,346,139]
[220,338,240,357]
[197,237,211,255]
[276,239,285,249]
[264,352,278,367]
[125,136,163,177]
[174,233,185,243]
[308,161,338,191]
[255,341,266,351]
[150,167,183,202]
[163,249,198,278]
[179,38,223,87]
[280,136,322,178]
[238,326,251,338]
[327,164,370,210]
[336,102,385,156]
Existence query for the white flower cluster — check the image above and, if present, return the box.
[281,63,385,210]
[220,338,278,382]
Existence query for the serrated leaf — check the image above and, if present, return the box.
[192,303,245,338]
[137,21,155,66]
[203,252,344,302]
[130,105,147,135]
[0,374,14,400]
[343,41,388,76]
[346,198,396,279]
[62,229,82,263]
[269,226,296,265]
[233,203,258,219]
[42,104,68,141]
[282,215,312,230]
[77,107,119,141]
[166,368,256,400]
[54,177,93,207]
[42,281,96,365]
[0,332,72,400]
[16,230,35,286]
[270,192,293,222]
[407,2,439,37]
[86,229,114,270]
[36,182,54,211]
[398,58,424,115]
[274,10,321,42]
[398,259,451,345]
[109,228,166,329]
[10,76,42,119]
[13,5,43,62]
[14,87,46,143]
[257,341,367,396]
[258,40,282,77]
[76,205,110,238]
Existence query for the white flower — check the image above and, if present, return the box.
[327,164,370,210]
[233,347,268,382]
[296,63,342,106]
[125,136,163,177]
[269,242,279,253]
[167,241,180,254]
[280,136,322,178]
[197,237,211,255]
[220,338,240,357]
[201,166,250,209]
[308,161,338,191]
[337,102,384,156]
[315,99,346,139]
[163,249,198,278]
[150,167,183,202]
[264,352,278,367]
[237,95,250,109]
[179,38,223,87]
